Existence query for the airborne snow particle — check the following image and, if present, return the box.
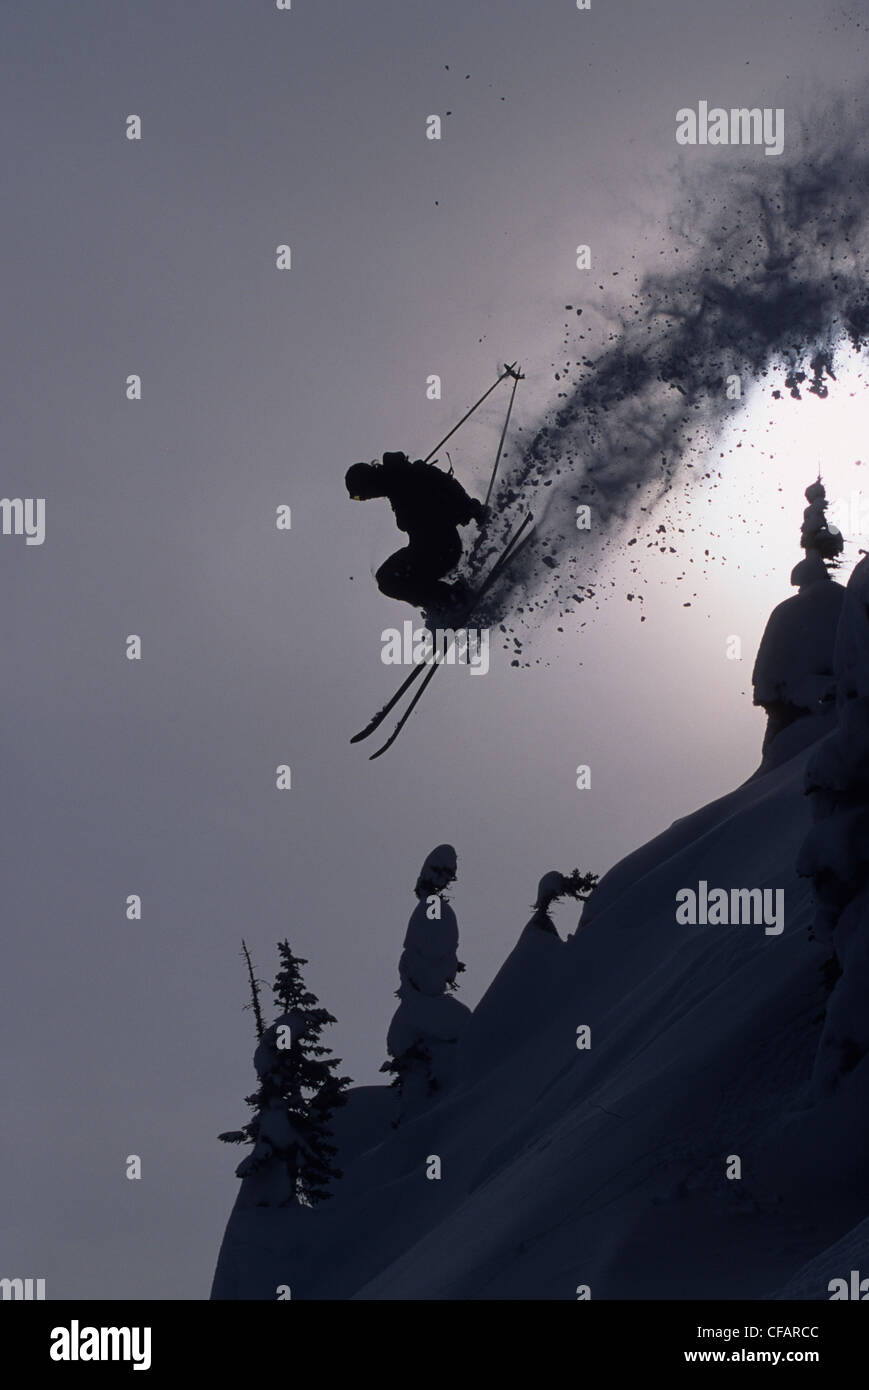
[475,98,869,631]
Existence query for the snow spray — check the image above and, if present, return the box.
[485,96,869,621]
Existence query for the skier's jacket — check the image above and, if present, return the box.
[376,453,480,536]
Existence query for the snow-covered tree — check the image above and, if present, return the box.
[752,479,846,755]
[219,941,351,1206]
[797,553,869,1094]
[799,478,844,572]
[381,844,471,1116]
[525,868,599,936]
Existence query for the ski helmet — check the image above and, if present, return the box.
[345,461,380,500]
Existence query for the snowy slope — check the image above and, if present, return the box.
[771,1216,869,1299]
[212,719,869,1300]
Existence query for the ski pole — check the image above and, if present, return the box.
[422,363,518,465]
[484,365,522,508]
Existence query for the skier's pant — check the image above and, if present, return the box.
[376,531,463,609]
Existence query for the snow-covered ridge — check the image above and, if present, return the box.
[212,709,869,1299]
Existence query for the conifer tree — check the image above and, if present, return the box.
[799,478,844,572]
[752,479,847,753]
[381,844,471,1116]
[219,941,351,1206]
[528,868,599,934]
[798,554,869,1093]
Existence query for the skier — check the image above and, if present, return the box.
[345,451,486,612]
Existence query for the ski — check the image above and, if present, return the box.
[350,659,426,744]
[367,512,534,760]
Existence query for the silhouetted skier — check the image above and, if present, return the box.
[346,452,486,612]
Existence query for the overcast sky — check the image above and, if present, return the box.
[2,0,868,1300]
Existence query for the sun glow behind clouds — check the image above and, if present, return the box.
[679,350,869,590]
[523,352,869,764]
